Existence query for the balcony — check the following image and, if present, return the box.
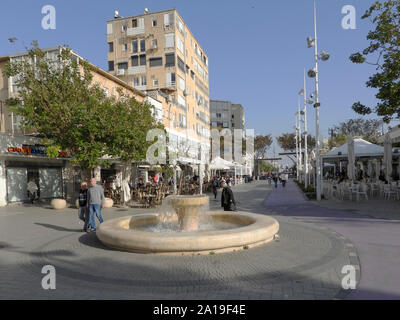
[127,27,145,37]
[128,66,146,75]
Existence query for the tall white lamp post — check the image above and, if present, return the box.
[307,0,330,201]
[299,70,309,188]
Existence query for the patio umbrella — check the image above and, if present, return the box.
[384,133,393,182]
[347,135,355,181]
[367,161,374,179]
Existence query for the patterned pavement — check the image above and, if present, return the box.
[0,181,361,300]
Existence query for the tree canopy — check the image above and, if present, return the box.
[254,135,273,159]
[276,133,316,153]
[350,0,400,122]
[3,44,163,170]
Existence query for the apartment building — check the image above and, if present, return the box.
[210,100,245,131]
[0,46,150,206]
[106,8,211,164]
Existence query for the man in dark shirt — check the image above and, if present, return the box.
[78,181,90,232]
[221,182,236,211]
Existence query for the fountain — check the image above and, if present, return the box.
[97,195,279,255]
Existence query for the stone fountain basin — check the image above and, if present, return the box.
[96,212,279,255]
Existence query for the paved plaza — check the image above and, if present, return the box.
[0,180,399,299]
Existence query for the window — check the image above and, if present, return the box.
[141,76,147,86]
[153,79,159,86]
[190,70,195,80]
[108,61,114,71]
[149,57,162,67]
[132,19,138,28]
[166,72,176,86]
[132,40,138,53]
[152,20,157,27]
[133,77,139,86]
[140,39,146,52]
[177,56,185,73]
[122,43,127,51]
[165,33,175,48]
[108,42,114,53]
[177,36,184,54]
[178,76,185,91]
[118,62,128,70]
[122,25,127,32]
[139,54,146,66]
[151,39,157,49]
[131,56,139,67]
[107,23,113,35]
[165,53,175,67]
[216,113,222,118]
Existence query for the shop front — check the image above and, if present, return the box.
[0,134,68,206]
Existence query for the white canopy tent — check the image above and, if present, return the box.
[322,138,384,159]
[209,157,232,170]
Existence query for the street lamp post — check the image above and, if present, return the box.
[303,70,309,189]
[295,120,299,181]
[297,97,303,183]
[307,0,329,201]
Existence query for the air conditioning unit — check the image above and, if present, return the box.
[117,69,125,76]
[184,89,189,96]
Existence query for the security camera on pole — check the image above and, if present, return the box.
[306,0,330,201]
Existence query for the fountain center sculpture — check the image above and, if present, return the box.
[97,194,279,255]
[167,195,209,231]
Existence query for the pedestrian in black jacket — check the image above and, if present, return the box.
[78,181,90,232]
[221,182,236,211]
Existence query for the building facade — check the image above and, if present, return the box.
[106,9,211,165]
[0,47,148,206]
[210,100,245,131]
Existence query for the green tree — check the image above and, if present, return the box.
[328,118,382,146]
[254,135,273,159]
[3,44,163,176]
[350,0,400,122]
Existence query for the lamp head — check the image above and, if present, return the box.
[308,68,317,78]
[307,37,315,48]
[319,50,330,61]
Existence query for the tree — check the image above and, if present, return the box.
[349,0,400,122]
[328,118,382,146]
[277,133,316,152]
[254,135,273,159]
[3,44,163,175]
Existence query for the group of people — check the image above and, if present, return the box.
[78,178,106,233]
[266,172,289,189]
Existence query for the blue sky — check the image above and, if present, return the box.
[0,0,385,161]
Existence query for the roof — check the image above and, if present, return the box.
[0,46,146,98]
[322,138,384,159]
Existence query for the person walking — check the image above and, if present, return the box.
[272,174,278,189]
[212,177,219,200]
[87,178,105,232]
[78,181,90,232]
[281,173,289,188]
[221,181,236,211]
[27,178,39,204]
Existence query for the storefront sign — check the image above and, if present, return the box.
[7,146,68,158]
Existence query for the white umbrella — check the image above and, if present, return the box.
[367,161,373,179]
[347,135,355,181]
[384,133,393,182]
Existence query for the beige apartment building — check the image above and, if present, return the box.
[106,8,211,163]
[0,47,154,206]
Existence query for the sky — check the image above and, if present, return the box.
[0,0,386,164]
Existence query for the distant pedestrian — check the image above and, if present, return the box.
[212,177,219,200]
[78,181,90,232]
[27,178,38,204]
[221,182,236,211]
[87,178,105,232]
[273,174,278,189]
[281,173,288,188]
